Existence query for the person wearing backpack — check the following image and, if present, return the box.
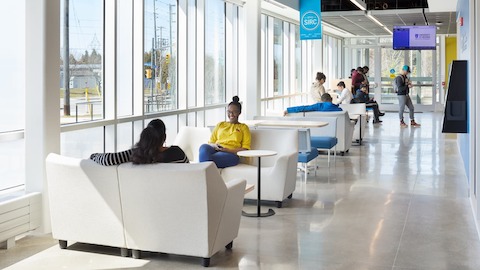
[395,65,421,127]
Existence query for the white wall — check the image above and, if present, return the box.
[457,0,480,236]
[25,0,61,233]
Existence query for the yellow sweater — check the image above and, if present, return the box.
[209,122,251,150]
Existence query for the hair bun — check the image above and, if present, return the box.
[232,96,240,102]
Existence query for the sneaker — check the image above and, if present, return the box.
[373,119,382,124]
[411,120,421,127]
[379,112,385,116]
[400,121,407,128]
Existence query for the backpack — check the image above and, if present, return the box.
[393,75,404,93]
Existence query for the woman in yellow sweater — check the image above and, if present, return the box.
[199,96,251,168]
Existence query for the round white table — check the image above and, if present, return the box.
[237,150,277,217]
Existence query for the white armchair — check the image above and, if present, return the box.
[117,162,246,267]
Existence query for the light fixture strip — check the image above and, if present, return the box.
[367,13,384,27]
[350,0,367,11]
[383,26,393,35]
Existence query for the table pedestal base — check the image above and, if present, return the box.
[236,151,278,218]
[242,208,275,217]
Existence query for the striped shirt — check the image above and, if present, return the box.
[90,146,189,166]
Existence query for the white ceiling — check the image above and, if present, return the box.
[267,0,458,37]
[322,8,457,37]
[427,0,458,12]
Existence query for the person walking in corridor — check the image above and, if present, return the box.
[395,65,421,127]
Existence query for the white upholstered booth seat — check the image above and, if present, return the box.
[173,126,211,163]
[172,127,299,208]
[220,128,298,208]
[45,153,246,267]
[339,103,367,144]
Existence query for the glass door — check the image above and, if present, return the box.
[345,37,439,112]
[379,48,437,112]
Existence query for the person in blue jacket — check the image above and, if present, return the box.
[284,93,342,116]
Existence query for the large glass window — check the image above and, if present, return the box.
[408,50,435,105]
[144,0,177,113]
[1,4,25,133]
[1,1,26,192]
[204,0,225,105]
[60,0,104,124]
[61,127,104,158]
[3,0,243,195]
[260,15,307,114]
[0,140,25,192]
[380,48,405,104]
[295,25,301,93]
[273,18,283,95]
[323,35,343,86]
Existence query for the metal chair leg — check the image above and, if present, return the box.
[304,162,308,182]
[327,149,331,167]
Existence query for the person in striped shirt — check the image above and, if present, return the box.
[90,119,189,165]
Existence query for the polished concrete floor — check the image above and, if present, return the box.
[2,112,480,269]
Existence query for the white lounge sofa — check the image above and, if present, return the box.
[45,153,246,267]
[174,127,299,208]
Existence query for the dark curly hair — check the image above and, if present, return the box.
[131,119,167,164]
[316,72,326,82]
[229,96,242,113]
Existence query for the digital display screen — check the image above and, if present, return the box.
[393,25,436,50]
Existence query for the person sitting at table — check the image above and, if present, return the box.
[283,93,342,116]
[199,96,251,168]
[335,81,353,105]
[352,84,384,124]
[90,119,189,165]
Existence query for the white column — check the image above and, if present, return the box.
[25,0,61,233]
[374,46,382,103]
[472,0,480,232]
[133,0,144,116]
[104,0,117,152]
[243,0,261,119]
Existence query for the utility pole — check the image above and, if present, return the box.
[159,26,163,91]
[63,0,70,115]
[169,4,173,58]
[153,0,157,95]
[151,37,154,101]
[168,4,174,93]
